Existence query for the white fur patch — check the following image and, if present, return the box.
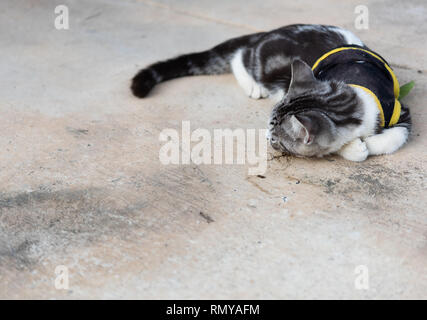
[335,86,407,159]
[365,127,409,155]
[231,50,268,99]
[332,27,364,46]
[338,138,369,161]
[351,86,379,138]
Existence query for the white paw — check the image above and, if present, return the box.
[260,86,269,98]
[339,138,369,162]
[250,82,261,99]
[231,49,269,100]
[240,76,255,96]
[365,137,384,155]
[249,83,269,99]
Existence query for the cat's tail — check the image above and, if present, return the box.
[131,33,263,98]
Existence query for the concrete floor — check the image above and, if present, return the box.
[0,0,426,299]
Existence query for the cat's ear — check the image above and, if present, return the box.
[288,114,316,144]
[287,59,317,98]
[290,59,316,84]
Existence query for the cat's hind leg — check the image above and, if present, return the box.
[364,126,409,155]
[231,49,269,99]
[338,127,409,161]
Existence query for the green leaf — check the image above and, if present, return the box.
[399,81,415,100]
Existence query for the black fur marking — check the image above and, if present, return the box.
[394,103,412,132]
[131,68,157,98]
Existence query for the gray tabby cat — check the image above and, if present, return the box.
[131,24,411,161]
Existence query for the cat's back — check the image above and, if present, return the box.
[252,24,365,66]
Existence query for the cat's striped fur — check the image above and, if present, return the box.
[131,24,411,161]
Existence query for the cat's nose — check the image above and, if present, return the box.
[268,120,277,129]
[269,136,281,151]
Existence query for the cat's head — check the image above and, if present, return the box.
[267,59,360,157]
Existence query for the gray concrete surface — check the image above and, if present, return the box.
[0,0,426,299]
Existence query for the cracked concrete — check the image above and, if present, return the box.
[0,0,426,299]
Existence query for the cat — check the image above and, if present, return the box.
[131,24,411,161]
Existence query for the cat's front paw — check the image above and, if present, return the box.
[338,138,369,162]
[249,84,269,99]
